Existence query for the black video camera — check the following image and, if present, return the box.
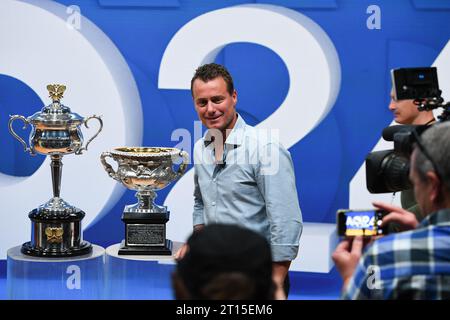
[391,67,440,101]
[365,67,450,194]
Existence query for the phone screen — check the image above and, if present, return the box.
[337,209,387,237]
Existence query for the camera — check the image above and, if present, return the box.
[365,67,450,194]
[391,67,440,101]
[337,209,389,237]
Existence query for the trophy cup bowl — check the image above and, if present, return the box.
[8,84,103,257]
[101,147,189,255]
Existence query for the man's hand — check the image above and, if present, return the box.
[174,243,189,261]
[332,236,364,288]
[272,261,290,300]
[372,201,419,232]
[174,224,205,261]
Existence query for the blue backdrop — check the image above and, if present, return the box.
[1,0,449,299]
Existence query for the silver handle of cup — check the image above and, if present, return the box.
[8,115,35,155]
[100,151,119,181]
[176,150,190,178]
[76,115,103,155]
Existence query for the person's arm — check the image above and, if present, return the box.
[256,142,303,294]
[175,224,204,260]
[175,167,205,260]
[272,261,291,299]
[192,167,205,226]
[333,237,380,300]
[332,236,364,289]
[372,201,419,231]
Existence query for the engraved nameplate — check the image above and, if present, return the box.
[126,224,165,246]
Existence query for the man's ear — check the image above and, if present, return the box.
[426,171,441,204]
[171,271,191,300]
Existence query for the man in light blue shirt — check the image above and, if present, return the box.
[177,63,302,299]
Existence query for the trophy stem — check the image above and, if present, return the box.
[136,190,156,210]
[50,154,63,198]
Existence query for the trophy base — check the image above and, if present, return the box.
[25,203,91,258]
[118,239,172,256]
[120,210,172,256]
[21,241,92,257]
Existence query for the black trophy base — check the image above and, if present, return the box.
[118,239,173,256]
[21,241,92,258]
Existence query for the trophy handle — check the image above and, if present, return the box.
[76,115,103,155]
[100,151,119,181]
[8,115,35,155]
[176,150,190,178]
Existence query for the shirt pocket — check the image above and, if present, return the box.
[227,164,260,197]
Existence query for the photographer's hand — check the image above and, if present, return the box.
[332,236,364,289]
[372,201,419,231]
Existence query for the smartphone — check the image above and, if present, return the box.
[337,209,388,237]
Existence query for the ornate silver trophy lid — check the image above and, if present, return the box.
[28,84,84,125]
[9,84,102,156]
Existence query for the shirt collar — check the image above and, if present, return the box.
[418,208,450,228]
[203,113,246,147]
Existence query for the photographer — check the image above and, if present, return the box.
[333,121,450,299]
[388,87,436,221]
[389,87,436,126]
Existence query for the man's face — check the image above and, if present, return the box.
[192,77,237,132]
[409,150,433,216]
[389,90,420,124]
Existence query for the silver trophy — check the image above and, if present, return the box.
[101,147,189,255]
[8,84,103,257]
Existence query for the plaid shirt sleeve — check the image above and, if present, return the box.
[342,252,372,299]
[342,210,450,300]
[342,241,386,300]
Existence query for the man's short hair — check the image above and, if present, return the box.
[175,224,274,299]
[190,63,234,96]
[414,121,450,192]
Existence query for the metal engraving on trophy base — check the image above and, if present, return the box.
[126,224,165,246]
[118,210,172,255]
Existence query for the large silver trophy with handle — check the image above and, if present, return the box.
[101,147,189,255]
[8,84,103,257]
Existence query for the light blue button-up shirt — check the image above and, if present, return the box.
[193,114,303,261]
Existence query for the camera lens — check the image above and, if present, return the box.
[366,150,412,193]
[380,153,412,192]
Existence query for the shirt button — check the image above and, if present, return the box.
[212,202,216,206]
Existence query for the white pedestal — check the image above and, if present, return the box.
[7,244,105,299]
[290,222,338,273]
[104,242,182,299]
